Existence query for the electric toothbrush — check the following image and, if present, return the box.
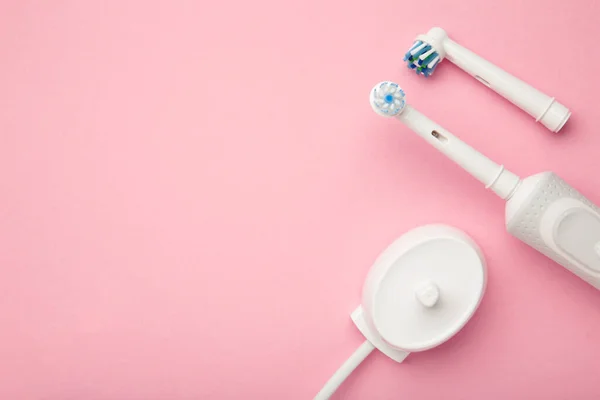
[370,81,600,289]
[403,27,571,133]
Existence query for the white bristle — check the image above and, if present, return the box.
[420,48,436,60]
[408,41,421,52]
[427,56,440,69]
[410,42,426,55]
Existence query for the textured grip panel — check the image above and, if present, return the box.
[507,173,600,287]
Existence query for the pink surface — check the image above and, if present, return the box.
[2,1,600,399]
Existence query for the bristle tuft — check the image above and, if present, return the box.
[403,40,440,77]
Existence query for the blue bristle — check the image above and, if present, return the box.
[404,41,422,62]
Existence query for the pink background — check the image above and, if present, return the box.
[2,1,600,399]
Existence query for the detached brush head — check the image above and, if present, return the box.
[403,27,448,77]
[370,81,406,117]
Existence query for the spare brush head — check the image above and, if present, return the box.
[404,42,441,77]
[369,81,406,117]
[400,27,571,132]
[403,28,447,77]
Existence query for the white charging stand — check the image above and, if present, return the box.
[314,224,487,400]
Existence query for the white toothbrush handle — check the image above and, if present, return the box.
[443,39,570,132]
[397,105,520,199]
[506,172,600,289]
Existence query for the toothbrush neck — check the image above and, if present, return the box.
[397,105,521,200]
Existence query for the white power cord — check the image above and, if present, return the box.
[314,340,375,400]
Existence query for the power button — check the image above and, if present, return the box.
[553,207,600,272]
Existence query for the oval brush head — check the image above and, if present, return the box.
[369,81,406,117]
[403,40,441,77]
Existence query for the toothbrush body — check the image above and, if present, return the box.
[371,82,600,290]
[506,172,600,286]
[405,28,571,133]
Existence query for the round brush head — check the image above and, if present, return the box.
[370,81,406,117]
